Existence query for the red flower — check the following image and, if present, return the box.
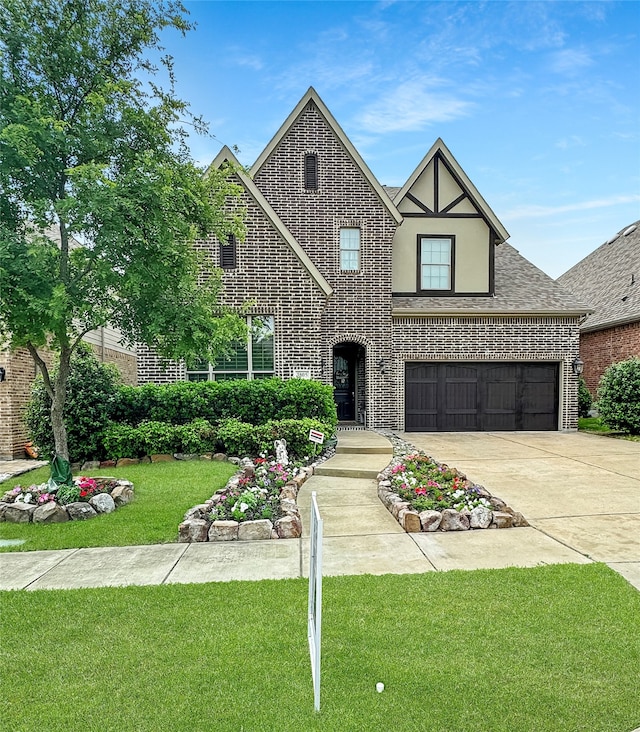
[415,487,427,496]
[80,490,87,497]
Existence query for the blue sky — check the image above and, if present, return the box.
[159,0,640,278]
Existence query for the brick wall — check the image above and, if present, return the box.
[253,101,398,427]
[580,321,640,393]
[392,315,582,430]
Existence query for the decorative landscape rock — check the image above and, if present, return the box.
[66,502,98,520]
[116,458,140,467]
[1,478,134,524]
[33,502,69,524]
[89,493,116,514]
[376,439,528,534]
[179,456,313,543]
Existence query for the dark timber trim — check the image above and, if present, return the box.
[441,192,468,214]
[405,191,433,214]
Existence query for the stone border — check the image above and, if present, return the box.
[0,478,134,525]
[375,432,528,533]
[178,457,314,543]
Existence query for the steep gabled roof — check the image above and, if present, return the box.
[394,138,510,244]
[393,243,592,316]
[209,147,333,298]
[250,87,402,225]
[558,221,640,332]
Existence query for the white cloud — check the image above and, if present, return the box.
[357,79,473,134]
[555,135,587,149]
[549,48,594,75]
[505,194,640,219]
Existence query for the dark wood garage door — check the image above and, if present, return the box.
[405,362,559,431]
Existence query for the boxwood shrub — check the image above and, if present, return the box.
[112,378,337,428]
[596,357,640,434]
[217,417,333,459]
[101,419,217,460]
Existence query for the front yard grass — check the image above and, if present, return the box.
[579,417,640,441]
[0,461,236,552]
[1,563,638,732]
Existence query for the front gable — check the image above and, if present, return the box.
[392,140,509,296]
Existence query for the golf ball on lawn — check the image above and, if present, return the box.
[376,682,384,693]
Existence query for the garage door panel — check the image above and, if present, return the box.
[405,362,558,432]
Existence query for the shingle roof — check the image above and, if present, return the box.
[557,221,640,332]
[393,242,592,316]
[383,186,401,201]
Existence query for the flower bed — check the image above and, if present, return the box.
[179,457,312,542]
[0,477,134,524]
[377,453,527,532]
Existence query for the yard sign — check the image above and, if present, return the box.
[308,491,324,712]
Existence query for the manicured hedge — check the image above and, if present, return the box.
[597,357,640,434]
[101,419,218,460]
[217,418,333,459]
[112,378,337,428]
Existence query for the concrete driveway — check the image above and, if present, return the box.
[401,431,640,589]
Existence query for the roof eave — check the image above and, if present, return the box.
[392,308,592,318]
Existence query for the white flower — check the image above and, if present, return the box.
[240,502,249,513]
[23,492,33,504]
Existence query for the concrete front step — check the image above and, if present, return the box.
[314,456,392,479]
[336,445,393,455]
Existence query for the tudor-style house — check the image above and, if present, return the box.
[138,87,590,432]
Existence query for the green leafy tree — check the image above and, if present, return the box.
[0,0,247,461]
[596,357,640,435]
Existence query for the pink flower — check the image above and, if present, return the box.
[415,487,427,496]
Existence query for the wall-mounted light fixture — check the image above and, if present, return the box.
[0,366,6,382]
[377,359,386,375]
[571,356,584,376]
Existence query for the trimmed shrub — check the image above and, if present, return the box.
[25,345,120,462]
[578,377,593,418]
[112,378,337,428]
[217,417,333,459]
[101,419,217,460]
[596,357,640,434]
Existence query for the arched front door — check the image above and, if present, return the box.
[333,342,366,423]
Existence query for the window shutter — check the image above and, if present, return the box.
[304,153,318,189]
[220,234,237,269]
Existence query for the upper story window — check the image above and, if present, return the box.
[340,227,361,271]
[219,234,237,269]
[418,236,454,292]
[186,315,274,381]
[304,153,318,190]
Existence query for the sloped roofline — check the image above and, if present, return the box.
[250,87,403,225]
[394,138,510,244]
[210,146,333,298]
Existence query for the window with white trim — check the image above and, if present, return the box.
[340,227,360,271]
[186,315,275,381]
[419,236,453,291]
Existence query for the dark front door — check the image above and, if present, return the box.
[333,347,356,421]
[405,362,559,431]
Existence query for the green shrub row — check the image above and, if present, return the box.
[100,417,332,460]
[101,419,218,460]
[216,417,333,459]
[112,378,337,428]
[597,357,640,434]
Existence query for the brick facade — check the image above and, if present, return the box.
[580,321,640,394]
[136,90,584,432]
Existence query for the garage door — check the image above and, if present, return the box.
[405,362,559,431]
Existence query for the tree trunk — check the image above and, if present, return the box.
[50,348,72,462]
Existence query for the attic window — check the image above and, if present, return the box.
[220,234,237,269]
[304,153,318,190]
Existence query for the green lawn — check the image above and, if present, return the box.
[0,461,236,552]
[0,564,638,731]
[578,417,640,441]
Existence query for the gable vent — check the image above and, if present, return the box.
[304,153,318,190]
[220,234,237,269]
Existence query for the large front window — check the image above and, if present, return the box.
[419,236,453,291]
[186,315,275,381]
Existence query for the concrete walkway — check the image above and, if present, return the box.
[1,430,638,591]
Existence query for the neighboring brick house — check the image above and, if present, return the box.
[0,228,137,460]
[138,87,590,432]
[557,221,640,394]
